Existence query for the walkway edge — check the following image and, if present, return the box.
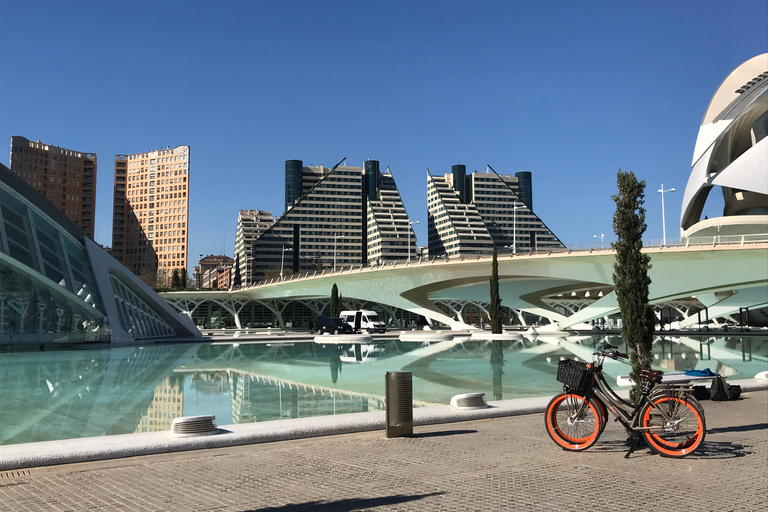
[2,379,765,472]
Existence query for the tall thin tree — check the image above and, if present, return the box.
[330,283,340,317]
[489,248,502,334]
[612,170,655,403]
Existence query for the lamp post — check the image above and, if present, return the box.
[333,234,344,271]
[408,220,419,262]
[512,205,525,255]
[279,245,291,280]
[658,183,676,246]
[593,233,605,248]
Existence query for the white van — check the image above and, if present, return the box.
[340,310,387,334]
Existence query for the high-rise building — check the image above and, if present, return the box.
[8,136,97,239]
[112,145,190,287]
[250,159,415,283]
[234,209,274,286]
[427,165,564,258]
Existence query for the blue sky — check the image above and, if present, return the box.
[1,1,766,267]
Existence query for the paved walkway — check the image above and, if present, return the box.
[1,391,766,511]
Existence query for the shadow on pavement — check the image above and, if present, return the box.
[707,422,768,434]
[247,492,445,511]
[694,441,753,459]
[412,429,477,438]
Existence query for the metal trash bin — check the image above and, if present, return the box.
[385,371,413,438]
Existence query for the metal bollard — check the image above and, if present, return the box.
[385,371,413,438]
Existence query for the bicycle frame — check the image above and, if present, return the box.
[575,354,700,437]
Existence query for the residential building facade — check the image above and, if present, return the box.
[8,136,97,239]
[234,209,274,286]
[112,145,190,287]
[195,254,234,289]
[250,159,415,283]
[427,165,564,258]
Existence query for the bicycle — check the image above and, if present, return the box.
[544,343,706,458]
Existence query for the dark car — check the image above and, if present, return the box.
[313,316,353,335]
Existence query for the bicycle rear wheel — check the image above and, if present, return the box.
[640,396,706,458]
[545,392,604,451]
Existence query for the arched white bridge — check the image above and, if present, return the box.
[164,240,768,332]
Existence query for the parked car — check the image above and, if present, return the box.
[313,316,353,335]
[340,310,387,333]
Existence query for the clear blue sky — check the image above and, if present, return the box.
[2,1,766,268]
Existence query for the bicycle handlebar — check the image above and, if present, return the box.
[594,344,628,360]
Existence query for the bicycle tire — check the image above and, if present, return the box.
[650,387,706,421]
[640,395,706,458]
[545,392,604,451]
[593,396,609,434]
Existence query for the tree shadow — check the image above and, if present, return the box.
[692,441,753,459]
[707,422,768,434]
[412,429,477,438]
[246,491,445,512]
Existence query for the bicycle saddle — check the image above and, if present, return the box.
[641,369,664,383]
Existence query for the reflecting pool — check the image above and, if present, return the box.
[1,333,765,445]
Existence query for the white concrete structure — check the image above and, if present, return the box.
[164,55,768,333]
[164,241,768,331]
[681,53,767,242]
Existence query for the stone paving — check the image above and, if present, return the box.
[0,391,765,512]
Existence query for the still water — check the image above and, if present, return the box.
[1,334,765,446]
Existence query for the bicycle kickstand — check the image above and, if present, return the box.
[624,436,641,459]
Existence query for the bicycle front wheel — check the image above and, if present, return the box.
[640,396,706,458]
[545,392,604,451]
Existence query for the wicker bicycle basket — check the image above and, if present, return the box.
[556,359,593,392]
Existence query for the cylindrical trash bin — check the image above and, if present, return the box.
[385,371,413,438]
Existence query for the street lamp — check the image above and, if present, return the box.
[279,245,291,280]
[333,234,344,271]
[593,233,605,248]
[658,183,676,246]
[512,204,525,255]
[408,220,420,262]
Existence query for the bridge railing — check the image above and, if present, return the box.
[240,233,767,289]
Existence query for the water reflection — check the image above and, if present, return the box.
[1,334,765,446]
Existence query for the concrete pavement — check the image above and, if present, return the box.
[0,390,765,511]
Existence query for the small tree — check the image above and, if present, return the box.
[612,170,655,403]
[180,268,188,290]
[330,283,341,317]
[489,248,502,334]
[171,269,181,290]
[312,251,324,271]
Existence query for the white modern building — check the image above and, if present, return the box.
[0,162,200,345]
[681,53,768,243]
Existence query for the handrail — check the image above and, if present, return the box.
[244,234,767,287]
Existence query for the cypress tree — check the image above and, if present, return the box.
[612,170,655,403]
[171,269,181,290]
[489,248,502,334]
[330,283,340,317]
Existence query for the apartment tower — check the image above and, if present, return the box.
[9,136,97,239]
[234,209,275,287]
[112,145,190,286]
[250,159,415,283]
[427,165,564,258]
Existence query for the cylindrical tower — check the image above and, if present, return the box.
[285,160,303,212]
[364,160,380,200]
[515,171,533,210]
[451,164,468,203]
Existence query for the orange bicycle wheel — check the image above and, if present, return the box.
[545,392,603,451]
[640,396,705,458]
